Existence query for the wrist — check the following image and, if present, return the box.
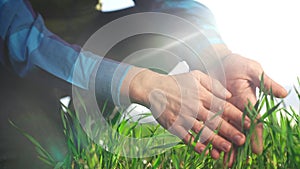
[119,67,161,108]
[212,44,232,61]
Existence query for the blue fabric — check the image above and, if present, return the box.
[135,0,216,24]
[0,0,225,108]
[0,0,132,108]
[96,59,132,108]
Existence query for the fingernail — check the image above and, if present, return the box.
[198,147,208,155]
[226,90,232,98]
[221,142,231,152]
[281,89,288,97]
[233,134,244,145]
[199,146,205,152]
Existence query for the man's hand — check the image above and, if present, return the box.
[221,54,287,110]
[122,67,251,160]
[215,53,288,166]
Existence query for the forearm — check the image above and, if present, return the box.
[119,66,160,108]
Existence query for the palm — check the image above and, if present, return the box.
[226,78,256,110]
[221,54,287,109]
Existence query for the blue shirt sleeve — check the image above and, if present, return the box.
[0,0,131,108]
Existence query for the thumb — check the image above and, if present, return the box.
[253,73,288,98]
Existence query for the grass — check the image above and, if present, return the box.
[11,78,300,169]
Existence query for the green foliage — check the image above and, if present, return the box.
[11,78,300,168]
[231,77,300,169]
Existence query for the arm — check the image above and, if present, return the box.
[0,0,129,108]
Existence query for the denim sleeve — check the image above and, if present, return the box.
[0,0,131,107]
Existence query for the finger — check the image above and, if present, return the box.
[201,76,232,99]
[196,107,247,146]
[191,120,232,153]
[251,120,263,154]
[228,93,263,154]
[223,101,251,129]
[203,95,251,129]
[176,126,209,155]
[191,70,231,99]
[252,73,287,98]
[213,118,246,146]
[224,147,236,168]
[211,148,221,160]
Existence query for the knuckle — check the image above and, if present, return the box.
[249,60,263,73]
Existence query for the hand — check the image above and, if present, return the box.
[214,53,288,166]
[221,53,287,110]
[122,67,251,159]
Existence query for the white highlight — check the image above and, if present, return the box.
[60,96,71,113]
[101,0,135,12]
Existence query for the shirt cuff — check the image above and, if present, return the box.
[95,58,132,109]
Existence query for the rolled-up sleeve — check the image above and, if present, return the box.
[0,0,131,107]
